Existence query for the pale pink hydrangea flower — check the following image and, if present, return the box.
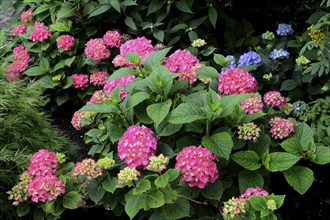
[30,22,51,42]
[269,117,295,139]
[71,111,87,130]
[84,38,110,62]
[103,30,122,48]
[175,145,218,189]
[103,75,136,99]
[27,175,65,203]
[12,24,28,36]
[112,36,154,68]
[165,49,203,84]
[27,149,58,176]
[57,35,75,51]
[117,167,141,186]
[221,197,248,219]
[117,125,158,169]
[87,90,110,104]
[71,158,103,180]
[13,45,32,63]
[90,71,109,86]
[240,96,263,114]
[154,43,166,51]
[240,187,269,199]
[218,68,258,95]
[72,74,89,90]
[263,91,287,108]
[21,10,34,22]
[237,122,261,143]
[7,171,33,206]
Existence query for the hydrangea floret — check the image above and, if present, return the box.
[72,158,103,180]
[240,96,263,114]
[7,172,33,206]
[237,122,261,143]
[276,23,294,36]
[87,90,110,104]
[240,187,269,199]
[221,197,248,219]
[20,9,35,22]
[175,145,218,189]
[146,154,169,173]
[97,157,116,170]
[269,117,295,139]
[27,149,59,176]
[71,111,87,130]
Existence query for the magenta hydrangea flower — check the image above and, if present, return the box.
[103,75,136,99]
[84,38,110,62]
[90,71,109,86]
[71,111,87,130]
[240,187,269,199]
[13,45,31,63]
[103,30,122,48]
[20,10,35,22]
[72,74,89,90]
[27,149,58,176]
[30,22,51,42]
[12,24,28,36]
[27,174,65,203]
[7,60,28,73]
[113,36,154,68]
[87,90,110,104]
[72,158,103,180]
[57,35,75,51]
[117,125,158,169]
[165,49,203,84]
[269,117,295,139]
[218,68,258,95]
[175,145,218,189]
[6,71,23,82]
[263,91,287,108]
[240,96,263,114]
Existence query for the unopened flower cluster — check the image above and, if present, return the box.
[96,157,116,169]
[117,167,141,186]
[175,145,218,189]
[237,122,261,143]
[307,25,325,44]
[146,154,169,173]
[72,158,103,180]
[269,117,295,139]
[191,38,206,47]
[262,31,275,40]
[295,55,310,65]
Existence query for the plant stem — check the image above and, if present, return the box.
[177,194,207,205]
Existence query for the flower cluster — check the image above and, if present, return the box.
[30,22,52,42]
[7,172,33,206]
[90,71,109,86]
[307,25,325,44]
[262,31,275,40]
[295,55,310,65]
[117,167,141,186]
[276,23,294,36]
[84,38,111,61]
[291,101,309,118]
[71,111,87,130]
[237,122,261,143]
[221,197,248,219]
[20,10,34,22]
[72,158,103,180]
[269,48,290,60]
[103,75,136,99]
[239,187,269,199]
[27,149,59,176]
[117,125,158,169]
[218,68,258,95]
[240,96,263,114]
[263,91,287,108]
[175,145,218,189]
[237,51,262,67]
[87,90,110,104]
[269,117,295,139]
[146,154,169,173]
[6,45,32,81]
[97,157,116,169]
[103,30,123,48]
[12,24,28,36]
[191,38,206,47]
[57,35,75,51]
[72,74,89,90]
[165,49,203,84]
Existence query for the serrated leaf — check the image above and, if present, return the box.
[110,0,121,13]
[201,179,223,200]
[313,146,330,165]
[175,0,193,13]
[162,198,190,219]
[17,203,30,217]
[231,150,261,170]
[125,192,144,219]
[266,152,301,172]
[202,132,233,159]
[144,191,165,209]
[153,29,164,42]
[147,1,166,15]
[88,5,111,18]
[126,92,150,110]
[220,94,253,117]
[155,121,182,136]
[280,138,302,155]
[125,16,137,30]
[78,103,118,113]
[86,179,105,203]
[239,170,264,194]
[57,7,75,19]
[147,100,172,127]
[280,79,299,91]
[63,191,82,209]
[23,66,46,76]
[248,196,267,211]
[167,103,205,124]
[155,173,169,188]
[284,166,314,195]
[133,179,151,195]
[102,176,118,193]
[108,67,136,80]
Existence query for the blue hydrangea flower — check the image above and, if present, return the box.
[276,23,294,36]
[269,48,290,60]
[237,51,262,67]
[220,55,236,76]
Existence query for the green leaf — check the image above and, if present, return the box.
[57,7,75,19]
[153,29,165,42]
[208,6,217,28]
[23,66,46,76]
[133,179,151,195]
[108,67,136,80]
[202,132,233,159]
[292,123,314,150]
[78,103,118,113]
[147,100,172,127]
[34,4,49,14]
[248,196,267,211]
[265,152,301,172]
[201,179,223,200]
[165,169,180,182]
[88,5,111,18]
[64,56,76,67]
[280,79,299,91]
[86,179,106,203]
[144,47,171,70]
[102,176,118,193]
[267,194,286,209]
[110,0,121,13]
[125,52,141,66]
[214,53,229,67]
[167,103,205,124]
[162,198,190,219]
[17,203,30,217]
[126,92,150,110]
[161,186,177,203]
[50,20,72,32]
[56,94,69,106]
[239,170,264,194]
[205,89,222,112]
[63,191,82,209]
[284,166,314,195]
[33,209,44,220]
[155,121,182,136]
[197,66,219,82]
[231,150,261,170]
[155,173,169,188]
[125,16,137,30]
[125,192,144,219]
[144,190,165,209]
[147,1,166,15]
[220,94,253,117]
[313,146,330,164]
[280,138,302,155]
[175,0,193,13]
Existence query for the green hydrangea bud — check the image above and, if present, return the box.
[97,157,115,169]
[191,38,207,48]
[237,122,261,143]
[262,31,275,40]
[117,167,141,186]
[266,199,277,211]
[295,55,310,65]
[281,103,293,115]
[321,85,329,92]
[56,152,66,164]
[266,44,273,50]
[146,154,169,172]
[52,75,62,81]
[263,73,272,80]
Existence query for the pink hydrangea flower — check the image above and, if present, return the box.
[30,22,51,42]
[175,145,218,189]
[240,96,263,114]
[12,24,28,36]
[27,149,58,176]
[165,49,203,84]
[103,30,122,48]
[263,91,287,108]
[103,75,136,99]
[72,74,89,90]
[13,45,31,63]
[6,71,23,82]
[6,60,29,74]
[71,111,87,130]
[21,10,34,22]
[240,187,269,199]
[57,35,75,51]
[84,38,110,62]
[154,43,166,51]
[90,71,109,86]
[221,197,248,219]
[72,158,103,180]
[218,68,258,95]
[113,36,154,68]
[269,117,295,139]
[27,174,65,203]
[87,90,110,104]
[117,125,158,169]
[237,122,261,143]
